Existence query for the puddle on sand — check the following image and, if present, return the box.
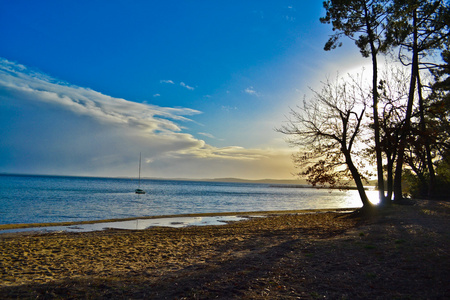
[0,215,250,234]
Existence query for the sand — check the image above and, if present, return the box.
[0,201,449,299]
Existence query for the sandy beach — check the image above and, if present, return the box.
[1,201,449,299]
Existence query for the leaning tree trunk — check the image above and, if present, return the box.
[343,149,373,209]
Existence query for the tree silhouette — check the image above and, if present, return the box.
[278,76,374,209]
[321,0,390,205]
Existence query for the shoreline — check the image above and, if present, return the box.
[1,200,448,299]
[0,207,357,232]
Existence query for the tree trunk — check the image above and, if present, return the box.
[386,156,394,201]
[417,73,436,198]
[343,148,372,208]
[408,157,429,197]
[394,9,418,202]
[372,51,387,205]
[363,1,386,205]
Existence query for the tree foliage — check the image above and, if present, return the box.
[321,0,390,56]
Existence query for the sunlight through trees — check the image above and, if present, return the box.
[281,0,449,208]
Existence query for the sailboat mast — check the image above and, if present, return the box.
[138,152,141,188]
[135,153,146,194]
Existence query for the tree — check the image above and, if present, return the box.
[321,0,449,201]
[430,50,450,154]
[387,0,450,200]
[425,49,450,197]
[278,76,374,210]
[376,66,410,201]
[320,0,390,205]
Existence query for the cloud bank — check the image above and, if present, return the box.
[0,58,294,179]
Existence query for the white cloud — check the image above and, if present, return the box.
[0,61,199,133]
[159,80,194,91]
[198,132,215,139]
[160,79,174,84]
[285,16,295,22]
[244,86,259,96]
[180,82,194,90]
[153,93,160,97]
[0,58,294,179]
[221,105,237,112]
[154,146,295,179]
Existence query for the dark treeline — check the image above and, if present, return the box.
[278,0,449,210]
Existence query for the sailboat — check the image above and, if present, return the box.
[135,153,146,194]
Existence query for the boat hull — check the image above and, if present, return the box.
[135,189,145,194]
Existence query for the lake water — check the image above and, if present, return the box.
[0,174,377,226]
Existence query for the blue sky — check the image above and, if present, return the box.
[0,1,367,179]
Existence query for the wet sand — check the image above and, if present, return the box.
[0,208,354,231]
[1,202,449,299]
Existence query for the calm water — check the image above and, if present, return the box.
[0,174,375,225]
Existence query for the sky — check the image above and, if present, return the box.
[0,1,368,180]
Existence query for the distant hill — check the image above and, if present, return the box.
[159,178,376,190]
[181,177,309,185]
[172,177,377,189]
